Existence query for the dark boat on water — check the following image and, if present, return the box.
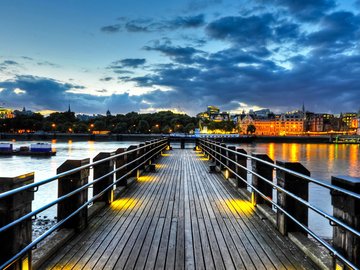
[0,143,56,156]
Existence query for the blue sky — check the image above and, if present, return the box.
[0,0,359,115]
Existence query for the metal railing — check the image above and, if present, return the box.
[198,138,360,270]
[0,138,168,270]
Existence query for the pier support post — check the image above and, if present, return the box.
[236,148,247,188]
[180,138,185,149]
[226,146,236,179]
[276,161,310,236]
[251,154,274,206]
[210,141,216,162]
[138,143,145,170]
[115,148,127,186]
[57,158,90,231]
[220,143,227,170]
[331,175,360,269]
[145,141,151,165]
[214,142,221,166]
[0,173,34,270]
[93,152,115,204]
[126,145,138,178]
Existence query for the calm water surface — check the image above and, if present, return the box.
[0,140,358,239]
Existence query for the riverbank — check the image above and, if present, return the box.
[0,132,336,143]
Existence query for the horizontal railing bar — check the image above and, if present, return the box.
[199,139,360,200]
[0,141,168,270]
[0,140,167,234]
[0,139,167,200]
[198,142,359,270]
[199,141,360,238]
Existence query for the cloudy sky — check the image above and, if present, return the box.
[0,0,359,115]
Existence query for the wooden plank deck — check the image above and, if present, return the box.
[43,149,318,270]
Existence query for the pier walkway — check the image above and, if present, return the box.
[43,149,317,270]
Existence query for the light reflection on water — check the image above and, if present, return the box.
[236,142,360,239]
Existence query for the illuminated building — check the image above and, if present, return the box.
[341,112,357,130]
[0,107,14,119]
[237,110,305,135]
[198,106,231,133]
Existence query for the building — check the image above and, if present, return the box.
[237,110,305,135]
[341,112,358,130]
[197,106,231,133]
[0,107,14,119]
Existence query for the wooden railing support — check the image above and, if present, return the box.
[226,146,236,179]
[276,161,310,236]
[115,148,127,186]
[331,175,360,269]
[93,152,115,204]
[0,173,34,270]
[251,154,274,206]
[126,145,138,178]
[57,159,90,231]
[236,148,247,188]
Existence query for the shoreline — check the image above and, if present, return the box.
[0,132,344,144]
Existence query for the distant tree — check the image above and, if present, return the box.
[162,125,171,134]
[184,123,195,134]
[113,122,128,133]
[137,120,150,133]
[246,124,256,134]
[150,125,161,133]
[74,123,88,133]
[94,120,106,131]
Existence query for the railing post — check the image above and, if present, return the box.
[236,148,247,188]
[331,175,360,269]
[57,158,90,231]
[226,146,236,179]
[276,161,310,236]
[181,138,185,149]
[0,173,34,270]
[251,154,274,206]
[115,148,127,186]
[145,141,151,165]
[126,145,138,178]
[93,152,115,204]
[220,143,227,169]
[138,143,145,170]
[215,142,221,166]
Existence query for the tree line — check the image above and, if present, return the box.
[0,111,199,134]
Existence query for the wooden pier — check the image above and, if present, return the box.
[43,149,317,270]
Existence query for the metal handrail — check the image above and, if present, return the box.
[0,139,168,270]
[199,140,360,238]
[198,139,359,270]
[0,140,167,234]
[0,138,168,200]
[200,139,360,200]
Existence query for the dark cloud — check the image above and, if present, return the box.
[0,75,147,114]
[144,43,205,64]
[37,61,60,68]
[107,58,146,75]
[1,60,18,66]
[100,77,114,82]
[206,14,275,47]
[101,14,205,34]
[114,58,146,68]
[304,11,360,52]
[100,24,121,33]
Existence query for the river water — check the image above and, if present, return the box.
[0,140,358,239]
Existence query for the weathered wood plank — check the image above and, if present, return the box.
[41,149,318,270]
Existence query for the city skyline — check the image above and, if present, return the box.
[1,0,360,116]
